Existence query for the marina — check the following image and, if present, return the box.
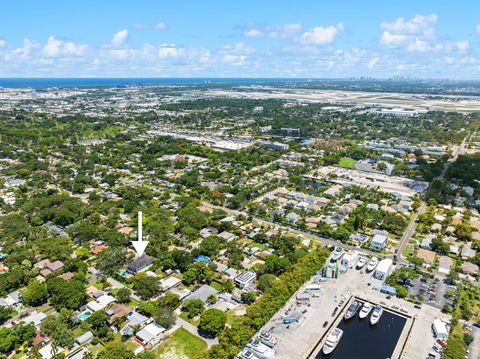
[268,268,443,359]
[316,306,407,359]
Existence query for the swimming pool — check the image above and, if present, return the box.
[79,312,91,321]
[194,255,210,263]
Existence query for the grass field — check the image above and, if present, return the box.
[152,328,207,358]
[179,311,200,326]
[338,157,356,169]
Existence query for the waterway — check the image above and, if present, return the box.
[316,309,406,359]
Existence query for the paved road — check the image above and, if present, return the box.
[437,135,469,180]
[396,201,426,264]
[396,133,471,262]
[468,326,480,359]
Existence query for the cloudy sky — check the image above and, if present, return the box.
[1,0,479,78]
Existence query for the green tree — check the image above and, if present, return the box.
[95,247,126,275]
[241,292,257,304]
[116,287,131,303]
[0,306,15,325]
[47,278,86,310]
[153,307,176,329]
[41,314,75,348]
[222,279,235,293]
[182,298,205,319]
[132,274,160,300]
[23,280,48,306]
[199,309,227,338]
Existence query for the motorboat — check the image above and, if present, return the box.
[246,339,275,359]
[370,305,383,325]
[366,257,379,272]
[356,256,367,269]
[239,348,260,359]
[322,328,344,355]
[344,300,360,320]
[259,330,275,348]
[359,302,373,319]
[331,247,345,261]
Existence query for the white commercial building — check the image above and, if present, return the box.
[432,319,449,340]
[374,258,393,281]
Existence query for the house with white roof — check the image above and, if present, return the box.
[160,277,181,291]
[370,233,388,251]
[86,294,116,312]
[22,312,47,328]
[136,323,165,347]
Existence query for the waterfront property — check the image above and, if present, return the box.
[266,266,447,359]
[314,300,407,359]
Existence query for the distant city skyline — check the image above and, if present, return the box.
[1,0,479,78]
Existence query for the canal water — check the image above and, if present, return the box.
[316,309,406,359]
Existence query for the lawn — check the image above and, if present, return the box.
[124,337,142,352]
[250,242,267,250]
[338,157,356,169]
[152,328,207,358]
[179,311,200,326]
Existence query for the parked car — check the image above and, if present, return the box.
[331,307,338,317]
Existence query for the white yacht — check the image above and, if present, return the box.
[366,257,379,272]
[322,328,344,355]
[370,305,383,325]
[359,302,373,319]
[239,348,260,359]
[258,330,275,348]
[246,339,275,359]
[356,256,367,269]
[344,300,360,320]
[331,247,345,261]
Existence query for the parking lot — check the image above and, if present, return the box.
[408,274,450,310]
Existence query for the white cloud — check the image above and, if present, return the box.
[381,14,437,38]
[0,38,6,49]
[222,54,247,66]
[158,45,178,58]
[222,42,256,55]
[380,14,437,48]
[157,44,211,65]
[298,23,343,45]
[153,22,167,30]
[244,29,263,38]
[477,24,480,34]
[12,39,39,58]
[380,14,469,54]
[111,29,128,47]
[43,36,87,57]
[43,36,62,56]
[456,40,469,52]
[218,42,256,67]
[368,57,379,69]
[243,23,302,39]
[134,21,167,31]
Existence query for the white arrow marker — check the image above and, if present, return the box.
[132,211,149,257]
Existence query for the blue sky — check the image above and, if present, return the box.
[1,0,479,78]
